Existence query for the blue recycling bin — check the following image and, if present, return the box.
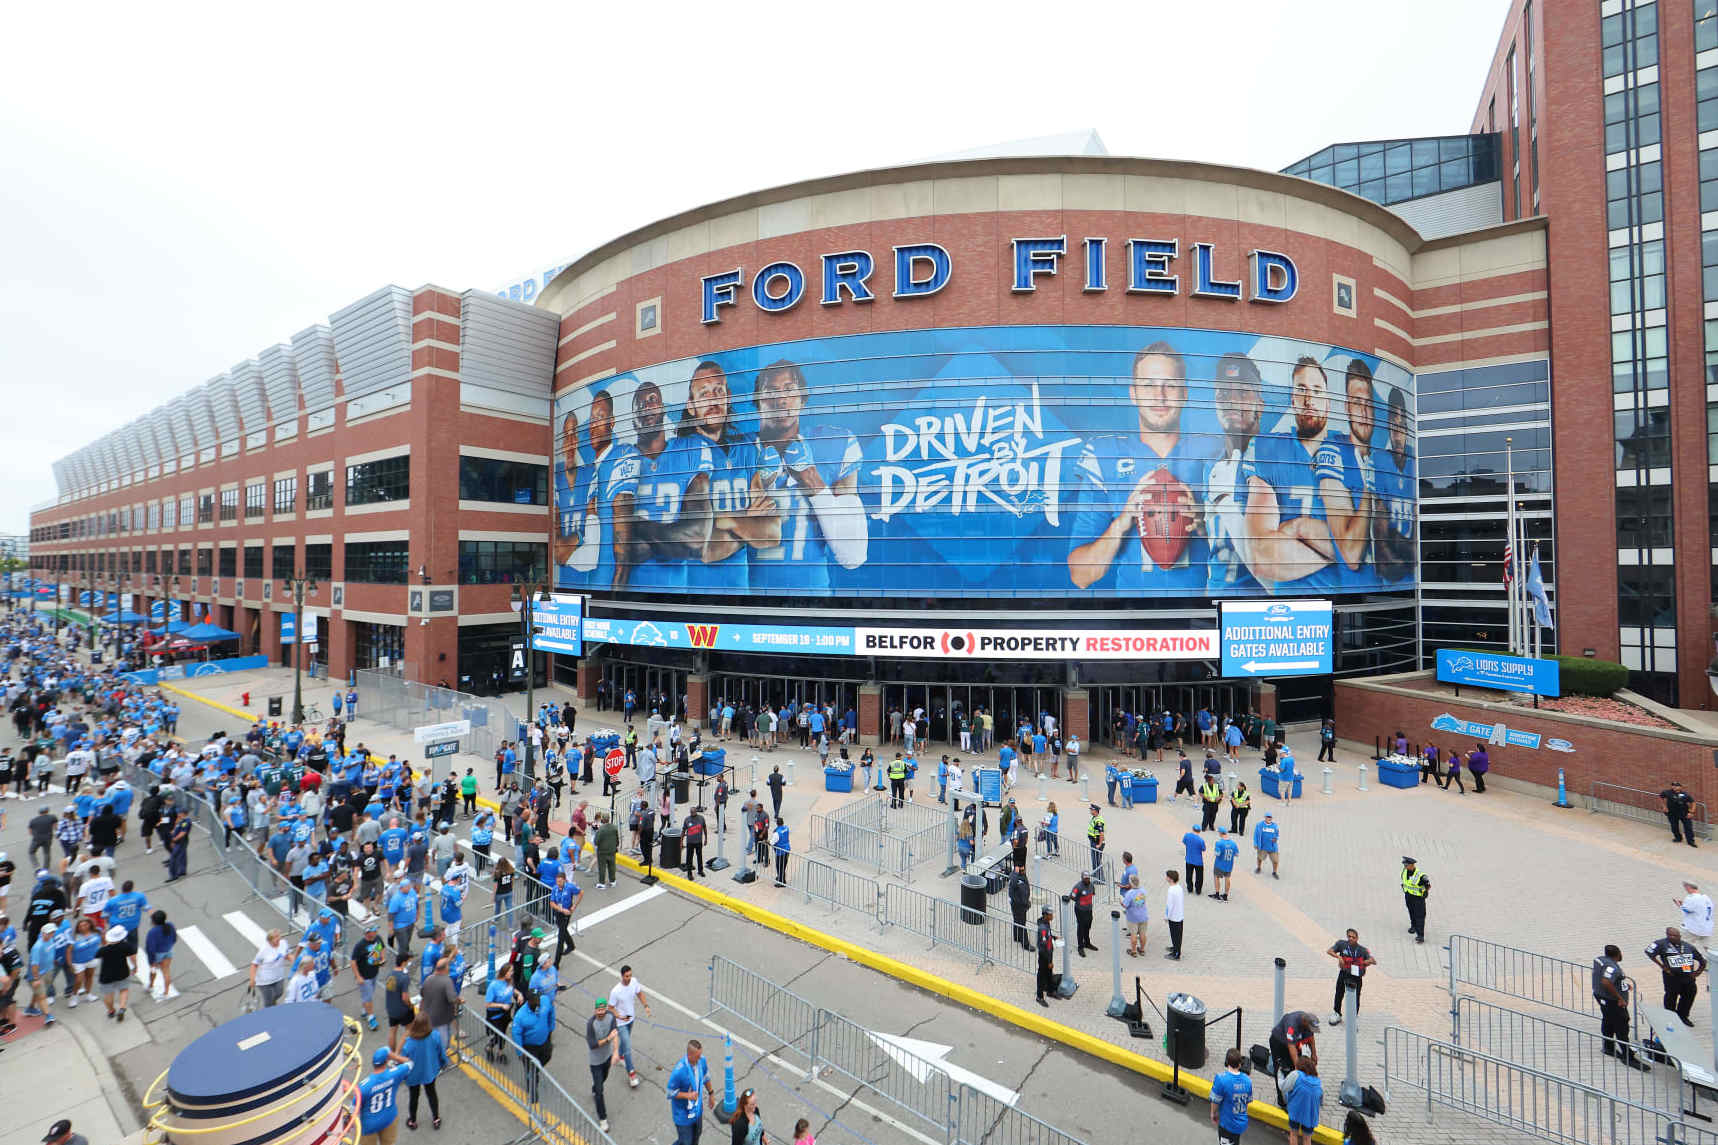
[824,767,853,793]
[692,747,726,777]
[1130,775,1159,804]
[1377,758,1420,789]
[1258,767,1303,800]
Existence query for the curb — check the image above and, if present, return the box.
[161,682,1341,1143]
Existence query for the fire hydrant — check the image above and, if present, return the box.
[241,691,251,707]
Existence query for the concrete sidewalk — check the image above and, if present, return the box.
[0,1011,142,1145]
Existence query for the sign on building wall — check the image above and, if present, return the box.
[529,593,584,657]
[1435,649,1560,697]
[1219,600,1333,677]
[551,325,1417,601]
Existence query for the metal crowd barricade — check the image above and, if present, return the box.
[450,1000,619,1145]
[708,955,1088,1145]
[355,668,519,764]
[1452,995,1685,1118]
[777,852,886,924]
[1590,781,1711,840]
[1447,934,1634,1024]
[808,813,915,879]
[1383,1025,1697,1145]
[880,883,1038,978]
[1032,831,1116,901]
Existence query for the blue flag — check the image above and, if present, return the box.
[1526,546,1553,628]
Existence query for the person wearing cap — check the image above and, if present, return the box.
[357,1045,412,1145]
[1070,873,1098,955]
[26,804,55,875]
[1661,781,1698,847]
[1401,857,1430,944]
[1593,943,1648,1070]
[1181,823,1207,896]
[381,952,415,1051]
[586,995,622,1132]
[510,927,546,995]
[511,987,557,1104]
[1210,826,1239,902]
[164,808,191,882]
[385,878,417,957]
[24,922,58,1023]
[1034,905,1058,1006]
[1267,1009,1320,1094]
[1676,881,1715,945]
[550,869,583,968]
[38,1120,88,1145]
[349,923,387,1030]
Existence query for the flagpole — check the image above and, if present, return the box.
[1505,437,1518,656]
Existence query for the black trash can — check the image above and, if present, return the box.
[267,696,282,717]
[658,826,683,869]
[959,873,987,926]
[1165,992,1207,1069]
[671,770,692,805]
[981,857,1009,896]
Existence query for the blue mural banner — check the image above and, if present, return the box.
[1428,711,1574,752]
[119,654,269,686]
[551,325,1417,600]
[1435,649,1560,697]
[1219,599,1333,677]
[581,616,856,655]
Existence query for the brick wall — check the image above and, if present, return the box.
[1336,675,1718,811]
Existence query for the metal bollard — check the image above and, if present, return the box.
[749,755,759,789]
[787,759,796,786]
[1105,909,1127,1017]
[732,820,752,883]
[942,798,959,877]
[1322,767,1333,795]
[1356,761,1368,792]
[1056,894,1077,997]
[1037,770,1047,802]
[709,813,730,871]
[1339,981,1363,1109]
[1224,769,1239,795]
[1080,773,1090,803]
[1272,956,1287,1026]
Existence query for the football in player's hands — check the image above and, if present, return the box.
[1136,468,1197,569]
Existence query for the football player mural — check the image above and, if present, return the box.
[552,325,1416,599]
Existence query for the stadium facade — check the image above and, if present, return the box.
[28,0,1718,731]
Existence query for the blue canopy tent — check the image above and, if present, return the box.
[100,609,150,624]
[151,619,194,635]
[179,622,241,642]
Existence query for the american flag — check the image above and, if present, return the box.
[1502,540,1513,584]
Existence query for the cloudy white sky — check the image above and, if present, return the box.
[0,0,1507,534]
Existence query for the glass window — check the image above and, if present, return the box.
[272,543,296,581]
[219,489,237,522]
[180,495,194,525]
[303,543,332,582]
[273,475,297,514]
[218,548,236,577]
[344,541,410,584]
[457,540,547,585]
[196,548,212,576]
[1412,164,1439,198]
[244,482,265,519]
[1358,150,1384,181]
[1384,143,1411,175]
[1386,172,1412,202]
[458,457,549,505]
[345,455,410,507]
[178,548,192,575]
[243,545,264,579]
[306,470,334,511]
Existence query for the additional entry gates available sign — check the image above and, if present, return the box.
[1219,600,1333,678]
[1435,649,1560,697]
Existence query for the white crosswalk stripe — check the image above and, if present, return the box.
[222,909,270,952]
[178,924,237,979]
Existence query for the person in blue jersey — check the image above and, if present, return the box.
[1325,358,1383,590]
[1204,352,1266,594]
[1067,341,1214,593]
[551,407,593,586]
[677,361,780,592]
[357,1046,412,1145]
[751,359,869,592]
[613,380,713,591]
[1370,385,1417,583]
[1240,356,1371,591]
[560,393,640,590]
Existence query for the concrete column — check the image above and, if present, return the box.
[261,606,283,666]
[859,683,883,746]
[576,659,597,701]
[328,616,355,683]
[406,615,459,687]
[1257,682,1278,723]
[1061,687,1089,742]
[687,674,710,732]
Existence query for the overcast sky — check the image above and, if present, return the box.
[0,0,1507,535]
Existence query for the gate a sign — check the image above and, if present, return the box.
[508,641,527,681]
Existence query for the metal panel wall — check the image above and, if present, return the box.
[118,422,145,475]
[258,343,301,423]
[135,415,163,466]
[290,325,338,411]
[149,405,180,459]
[228,360,268,432]
[168,397,198,458]
[1387,180,1505,241]
[328,285,413,400]
[459,291,558,398]
[204,376,241,440]
[184,389,217,451]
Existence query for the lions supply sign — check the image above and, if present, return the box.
[550,325,1417,601]
[529,594,584,657]
[1435,649,1560,697]
[1219,600,1333,677]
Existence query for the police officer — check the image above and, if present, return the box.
[1326,928,1375,1024]
[1228,782,1251,836]
[1401,856,1430,944]
[1086,805,1105,876]
[887,754,908,810]
[1199,775,1224,832]
[1034,905,1057,1007]
[1594,943,1649,1070]
[1645,926,1707,1026]
[1007,863,1032,951]
[1069,874,1097,956]
[1661,781,1698,847]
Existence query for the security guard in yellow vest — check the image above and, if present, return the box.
[888,754,908,809]
[1200,777,1224,832]
[1401,856,1430,944]
[1229,782,1252,835]
[1087,804,1106,875]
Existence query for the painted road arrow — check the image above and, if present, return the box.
[868,1032,1020,1106]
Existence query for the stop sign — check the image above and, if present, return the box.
[604,748,625,779]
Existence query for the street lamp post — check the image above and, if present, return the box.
[511,582,549,779]
[283,570,319,725]
[85,570,96,652]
